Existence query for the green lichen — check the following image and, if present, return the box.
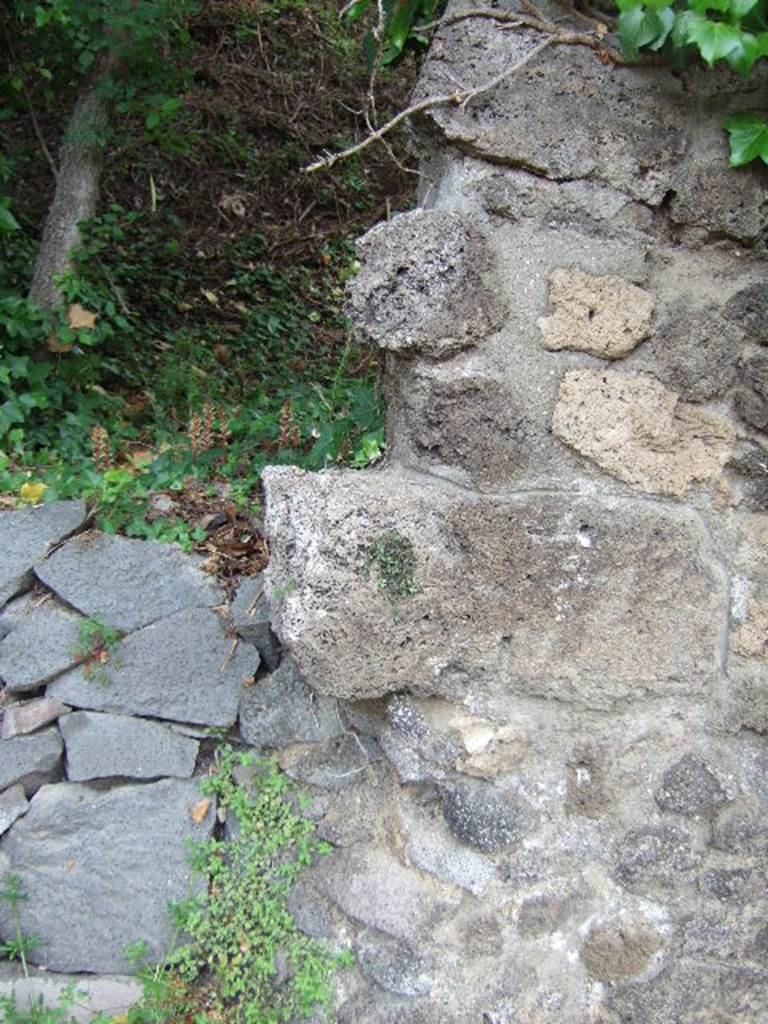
[364,530,418,602]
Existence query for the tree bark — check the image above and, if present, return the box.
[28,74,111,311]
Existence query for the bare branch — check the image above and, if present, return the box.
[305,10,626,177]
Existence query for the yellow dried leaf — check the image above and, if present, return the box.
[201,289,220,306]
[67,303,97,330]
[46,330,74,353]
[191,797,212,823]
[19,481,47,504]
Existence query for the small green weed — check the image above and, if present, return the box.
[126,745,351,1023]
[73,617,123,687]
[364,529,418,602]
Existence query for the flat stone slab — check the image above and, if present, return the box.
[60,711,199,781]
[239,660,343,748]
[35,530,223,631]
[263,467,726,704]
[0,963,142,1024]
[0,785,28,837]
[48,607,258,726]
[1,696,69,738]
[231,576,281,670]
[0,599,84,693]
[0,778,215,973]
[0,501,86,609]
[0,728,62,794]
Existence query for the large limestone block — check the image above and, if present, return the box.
[0,778,215,973]
[263,467,725,704]
[36,530,222,632]
[0,500,86,608]
[552,369,735,496]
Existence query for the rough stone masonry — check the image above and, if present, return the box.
[261,1,768,1020]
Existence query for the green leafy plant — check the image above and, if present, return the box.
[126,746,351,1024]
[73,617,123,686]
[344,0,443,66]
[617,0,768,164]
[364,529,418,602]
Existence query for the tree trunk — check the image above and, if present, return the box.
[28,74,111,311]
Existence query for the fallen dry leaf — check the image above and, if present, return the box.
[191,797,212,823]
[201,289,220,306]
[46,330,74,353]
[67,302,97,330]
[19,481,47,504]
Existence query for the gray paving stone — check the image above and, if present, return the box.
[231,576,281,670]
[0,778,216,972]
[60,711,199,781]
[0,963,142,1024]
[0,501,86,608]
[239,659,342,748]
[36,530,223,631]
[0,728,63,794]
[1,696,69,738]
[0,785,28,836]
[48,607,258,726]
[0,599,83,693]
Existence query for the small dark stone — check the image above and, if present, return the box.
[698,867,761,905]
[356,932,431,997]
[614,825,698,892]
[386,696,428,740]
[654,754,729,818]
[712,804,768,857]
[726,441,768,511]
[724,284,768,344]
[442,780,534,853]
[735,388,768,431]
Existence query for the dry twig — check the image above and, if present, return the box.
[305,4,627,175]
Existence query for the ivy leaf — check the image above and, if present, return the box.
[730,0,762,16]
[619,7,668,56]
[683,15,743,64]
[725,30,768,74]
[649,7,676,49]
[725,111,768,165]
[0,203,20,235]
[689,0,730,13]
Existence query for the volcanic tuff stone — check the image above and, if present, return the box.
[0,500,86,608]
[0,599,83,693]
[48,607,257,726]
[345,208,505,361]
[654,754,731,818]
[263,466,725,703]
[0,727,62,794]
[60,711,199,781]
[0,778,215,972]
[239,659,342,748]
[35,530,222,631]
[442,780,534,853]
[538,268,653,359]
[552,369,735,496]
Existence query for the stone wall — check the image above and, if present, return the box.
[262,3,768,1020]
